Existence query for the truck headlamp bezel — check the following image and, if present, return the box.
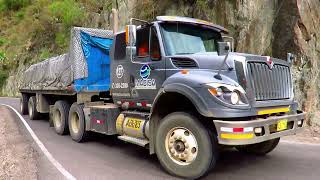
[207,83,248,105]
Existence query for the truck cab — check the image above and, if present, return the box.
[109,16,304,178]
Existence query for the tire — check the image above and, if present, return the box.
[155,112,218,179]
[52,101,70,135]
[68,103,89,142]
[236,138,280,155]
[20,93,28,115]
[28,96,40,120]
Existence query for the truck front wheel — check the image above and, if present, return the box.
[28,96,40,120]
[52,101,70,135]
[68,103,89,142]
[236,138,280,155]
[155,112,218,179]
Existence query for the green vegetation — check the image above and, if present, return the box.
[0,51,5,61]
[49,0,85,27]
[0,70,8,89]
[1,0,30,11]
[0,0,112,94]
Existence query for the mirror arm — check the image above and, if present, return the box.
[214,52,230,80]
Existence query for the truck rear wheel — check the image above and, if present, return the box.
[28,96,40,120]
[68,103,89,142]
[20,94,28,115]
[52,101,70,135]
[236,138,280,155]
[155,112,218,179]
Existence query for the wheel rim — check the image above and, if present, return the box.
[28,101,33,118]
[20,99,23,112]
[165,127,198,165]
[71,112,80,134]
[53,109,62,128]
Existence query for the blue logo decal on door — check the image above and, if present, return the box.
[140,64,151,79]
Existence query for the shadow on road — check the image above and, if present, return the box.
[86,132,270,179]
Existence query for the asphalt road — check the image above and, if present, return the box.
[1,97,320,180]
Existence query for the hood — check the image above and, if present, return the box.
[168,52,289,71]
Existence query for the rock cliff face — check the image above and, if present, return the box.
[3,0,319,127]
[115,0,320,126]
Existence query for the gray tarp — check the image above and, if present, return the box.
[21,27,113,91]
[23,54,71,90]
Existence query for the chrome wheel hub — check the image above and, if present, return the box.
[165,127,198,165]
[28,101,33,117]
[53,109,62,128]
[71,112,80,133]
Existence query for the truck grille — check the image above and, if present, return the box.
[247,62,292,101]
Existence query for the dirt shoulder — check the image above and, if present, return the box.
[0,106,38,179]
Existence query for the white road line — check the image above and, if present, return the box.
[0,104,76,180]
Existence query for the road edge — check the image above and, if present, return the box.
[0,104,76,180]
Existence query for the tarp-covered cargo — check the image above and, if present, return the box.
[21,27,113,92]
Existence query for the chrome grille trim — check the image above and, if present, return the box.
[247,62,291,101]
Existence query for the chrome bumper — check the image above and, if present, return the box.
[213,111,305,145]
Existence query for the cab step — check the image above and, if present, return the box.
[118,135,149,147]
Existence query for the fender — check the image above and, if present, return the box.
[148,83,212,154]
[154,83,213,117]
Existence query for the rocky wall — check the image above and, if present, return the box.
[115,0,320,127]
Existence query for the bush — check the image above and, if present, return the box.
[0,70,8,89]
[1,0,30,11]
[55,31,69,49]
[0,37,5,46]
[49,0,85,27]
[0,51,5,61]
[15,10,25,20]
[39,48,52,60]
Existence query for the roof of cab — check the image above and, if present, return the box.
[156,16,229,34]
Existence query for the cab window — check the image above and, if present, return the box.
[136,28,150,57]
[150,27,161,60]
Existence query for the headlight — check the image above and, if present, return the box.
[207,83,248,105]
[230,91,240,105]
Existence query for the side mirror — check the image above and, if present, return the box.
[126,25,137,61]
[217,42,231,56]
[287,53,295,65]
[222,36,234,52]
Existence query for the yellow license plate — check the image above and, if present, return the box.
[277,119,288,131]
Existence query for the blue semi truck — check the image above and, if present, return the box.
[19,16,305,179]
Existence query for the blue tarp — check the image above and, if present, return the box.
[74,31,113,92]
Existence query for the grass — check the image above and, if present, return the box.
[0,70,8,89]
[1,0,30,11]
[49,0,85,27]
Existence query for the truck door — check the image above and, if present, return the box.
[123,26,165,108]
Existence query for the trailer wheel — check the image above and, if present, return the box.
[28,96,40,120]
[52,101,70,135]
[155,112,218,179]
[68,103,89,142]
[236,138,280,155]
[20,94,28,115]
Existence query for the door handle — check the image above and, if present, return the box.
[130,75,135,86]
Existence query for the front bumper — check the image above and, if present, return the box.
[213,111,305,145]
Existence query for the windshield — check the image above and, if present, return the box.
[160,23,222,56]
